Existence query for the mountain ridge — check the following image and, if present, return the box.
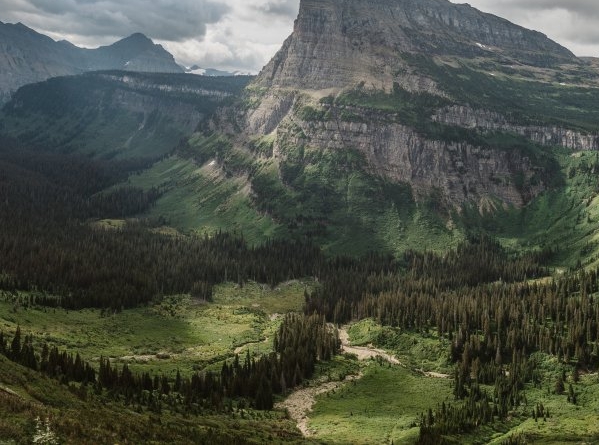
[3,0,599,263]
[220,0,594,214]
[257,0,577,93]
[0,21,183,103]
[160,0,599,259]
[0,71,251,159]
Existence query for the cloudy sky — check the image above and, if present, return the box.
[0,0,597,73]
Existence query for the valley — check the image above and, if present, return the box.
[5,274,599,444]
[2,0,599,443]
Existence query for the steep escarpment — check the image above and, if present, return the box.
[257,0,576,93]
[433,106,599,152]
[278,110,544,208]
[221,0,598,213]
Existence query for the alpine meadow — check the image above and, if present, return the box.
[2,0,599,444]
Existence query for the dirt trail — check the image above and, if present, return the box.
[234,337,268,354]
[276,327,401,436]
[338,328,401,365]
[275,374,362,436]
[424,371,450,379]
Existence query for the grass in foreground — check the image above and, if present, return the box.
[321,320,599,445]
[0,355,306,444]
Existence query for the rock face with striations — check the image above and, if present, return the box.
[224,0,592,210]
[256,0,576,92]
[0,22,183,103]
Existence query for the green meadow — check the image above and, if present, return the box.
[305,319,599,445]
[0,280,310,378]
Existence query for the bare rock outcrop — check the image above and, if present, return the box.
[255,0,576,93]
[433,105,599,151]
[227,0,585,210]
[274,109,541,208]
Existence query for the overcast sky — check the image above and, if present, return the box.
[0,0,597,73]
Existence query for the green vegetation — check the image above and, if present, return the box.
[464,149,599,268]
[0,72,251,159]
[306,319,599,444]
[336,82,450,127]
[309,365,453,444]
[347,319,452,374]
[124,155,280,244]
[0,312,338,441]
[403,54,599,132]
[0,281,310,376]
[4,212,599,443]
[0,354,306,445]
[128,129,465,256]
[5,30,599,445]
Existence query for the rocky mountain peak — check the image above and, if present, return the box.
[0,23,183,103]
[230,0,597,215]
[107,33,155,53]
[257,0,576,91]
[93,32,181,73]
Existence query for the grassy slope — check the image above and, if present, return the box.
[124,155,282,245]
[309,319,599,445]
[0,100,187,160]
[0,281,310,377]
[112,60,599,261]
[464,149,599,268]
[122,136,599,265]
[0,73,252,160]
[123,139,464,256]
[4,291,599,444]
[309,365,453,444]
[307,319,454,444]
[0,281,315,444]
[0,355,305,445]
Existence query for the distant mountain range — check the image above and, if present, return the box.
[184,65,252,77]
[0,21,184,103]
[0,71,252,159]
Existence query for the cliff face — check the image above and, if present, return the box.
[0,23,183,104]
[433,106,599,152]
[229,0,594,211]
[257,0,576,92]
[276,112,540,208]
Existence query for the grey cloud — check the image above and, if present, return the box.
[202,49,267,73]
[560,19,599,45]
[255,0,300,18]
[1,0,230,42]
[1,0,597,72]
[463,0,599,55]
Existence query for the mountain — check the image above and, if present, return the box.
[5,3,599,444]
[89,33,183,73]
[4,0,599,263]
[258,0,576,92]
[0,21,183,103]
[242,0,596,209]
[0,71,251,159]
[159,0,599,260]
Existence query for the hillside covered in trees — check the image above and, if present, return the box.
[2,129,599,443]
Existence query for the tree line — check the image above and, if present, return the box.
[0,136,326,309]
[0,313,339,413]
[300,235,599,442]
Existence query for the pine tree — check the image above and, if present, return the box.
[10,326,21,360]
